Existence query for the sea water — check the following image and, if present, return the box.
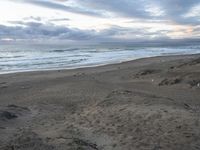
[0,43,200,74]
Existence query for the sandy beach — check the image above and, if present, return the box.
[0,54,200,150]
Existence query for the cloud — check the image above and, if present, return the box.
[22,16,70,23]
[0,22,95,41]
[24,16,42,21]
[10,0,200,26]
[49,18,70,22]
[1,21,200,44]
[154,0,200,25]
[74,0,156,19]
[0,21,171,42]
[73,0,200,25]
[2,0,200,43]
[99,25,170,40]
[14,0,103,17]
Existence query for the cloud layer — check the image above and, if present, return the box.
[1,0,200,43]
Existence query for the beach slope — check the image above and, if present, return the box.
[0,54,200,150]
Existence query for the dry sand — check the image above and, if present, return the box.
[0,54,200,150]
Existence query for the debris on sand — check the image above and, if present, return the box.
[0,105,30,121]
[73,138,98,150]
[159,78,182,86]
[188,80,200,88]
[0,111,17,120]
[135,69,159,78]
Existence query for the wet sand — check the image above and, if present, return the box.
[0,54,200,150]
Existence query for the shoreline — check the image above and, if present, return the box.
[0,53,199,76]
[0,53,200,150]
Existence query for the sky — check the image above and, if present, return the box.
[0,0,200,44]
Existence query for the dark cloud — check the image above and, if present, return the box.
[1,21,200,44]
[0,22,95,41]
[0,22,171,42]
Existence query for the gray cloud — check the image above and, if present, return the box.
[74,0,200,25]
[11,0,200,25]
[1,22,200,44]
[100,25,170,40]
[74,0,155,19]
[49,18,70,22]
[13,0,103,17]
[0,21,171,42]
[154,0,200,25]
[0,22,95,41]
[23,16,70,22]
[2,0,200,43]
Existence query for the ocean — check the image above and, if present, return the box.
[0,43,200,74]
